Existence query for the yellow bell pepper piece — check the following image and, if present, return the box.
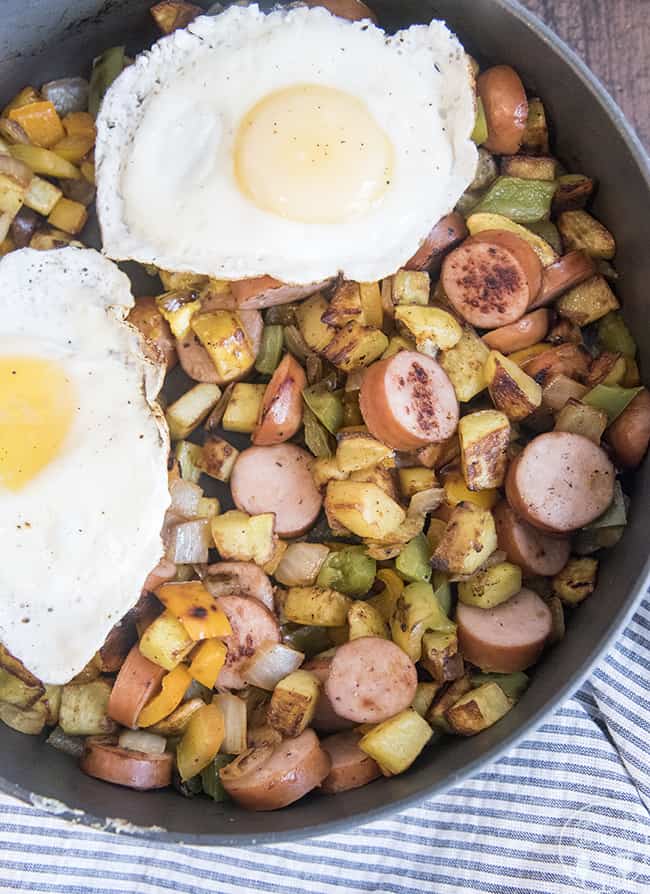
[9,101,65,148]
[156,581,232,641]
[368,568,405,621]
[62,112,97,140]
[2,86,41,118]
[443,470,498,510]
[188,639,227,689]
[138,664,192,728]
[176,702,225,780]
[52,134,95,164]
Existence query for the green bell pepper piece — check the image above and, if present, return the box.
[316,546,376,598]
[303,405,335,459]
[89,46,125,118]
[255,325,284,375]
[395,533,432,583]
[281,624,332,658]
[471,97,488,145]
[470,671,529,701]
[201,754,235,802]
[582,384,643,422]
[302,382,344,434]
[585,480,627,529]
[597,312,637,358]
[526,220,563,255]
[390,581,456,662]
[433,572,453,617]
[472,176,557,223]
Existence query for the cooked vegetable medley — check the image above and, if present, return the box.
[0,0,648,814]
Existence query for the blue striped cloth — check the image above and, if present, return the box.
[1,593,648,894]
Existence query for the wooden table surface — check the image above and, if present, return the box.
[519,0,650,147]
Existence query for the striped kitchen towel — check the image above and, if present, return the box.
[0,595,648,894]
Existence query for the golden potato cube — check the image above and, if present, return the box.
[554,399,608,444]
[501,155,557,181]
[411,682,440,717]
[43,684,63,726]
[466,212,557,267]
[0,700,49,735]
[457,562,522,609]
[556,275,620,326]
[311,456,348,490]
[321,281,363,327]
[0,669,44,709]
[431,501,497,576]
[47,196,87,234]
[210,510,276,565]
[458,410,511,490]
[547,596,566,644]
[381,335,415,359]
[156,289,202,339]
[522,97,550,155]
[29,227,82,251]
[325,480,406,540]
[390,582,455,662]
[391,269,430,306]
[196,496,221,519]
[23,175,62,215]
[191,311,255,383]
[359,281,383,328]
[59,680,117,736]
[199,434,239,482]
[395,305,463,351]
[284,586,352,627]
[267,670,321,738]
[150,0,202,33]
[440,327,490,402]
[442,468,498,510]
[52,133,95,164]
[296,293,337,353]
[484,350,542,420]
[62,111,96,139]
[552,557,598,605]
[426,674,472,733]
[322,321,388,371]
[347,600,389,640]
[350,463,399,502]
[446,681,513,736]
[398,467,437,499]
[420,631,464,684]
[359,708,433,776]
[139,610,194,670]
[558,210,616,260]
[9,100,65,148]
[336,429,393,473]
[165,383,222,441]
[222,383,266,433]
[0,174,25,217]
[174,439,204,483]
[148,698,205,736]
[159,269,208,292]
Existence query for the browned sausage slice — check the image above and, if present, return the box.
[457,588,552,673]
[441,238,533,329]
[204,562,274,612]
[128,297,177,370]
[506,432,615,533]
[216,594,281,689]
[303,656,355,733]
[107,646,166,729]
[493,500,570,576]
[359,351,459,451]
[219,729,331,810]
[304,0,377,21]
[230,444,323,538]
[470,230,543,306]
[606,388,650,468]
[81,737,173,790]
[531,251,596,309]
[230,276,332,310]
[483,309,550,354]
[320,730,381,794]
[325,637,418,724]
[405,213,468,273]
[477,66,528,156]
[252,353,306,446]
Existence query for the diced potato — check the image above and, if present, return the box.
[322,321,388,371]
[359,281,383,328]
[222,382,266,433]
[325,480,405,540]
[426,518,448,551]
[52,133,95,164]
[442,468,498,511]
[554,399,608,444]
[458,410,510,490]
[321,281,363,327]
[149,697,205,736]
[552,557,598,605]
[466,212,557,266]
[347,600,389,640]
[59,680,117,736]
[359,708,433,776]
[43,685,63,726]
[156,581,232,641]
[174,440,204,484]
[0,669,44,709]
[267,670,321,737]
[484,350,542,421]
[556,275,620,326]
[431,501,497,576]
[9,101,64,148]
[151,0,202,34]
[547,596,566,644]
[390,582,455,662]
[196,497,221,519]
[47,196,87,234]
[62,111,96,139]
[311,456,348,490]
[199,434,239,482]
[350,463,399,502]
[69,654,102,685]
[425,674,472,733]
[457,562,522,608]
[336,429,393,473]
[139,610,195,670]
[398,467,437,499]
[156,289,202,339]
[553,174,595,214]
[0,174,25,217]
[391,269,430,306]
[191,311,256,383]
[283,586,352,627]
[421,631,464,684]
[395,305,462,351]
[296,293,337,353]
[411,682,440,717]
[521,97,550,155]
[558,210,616,260]
[9,144,79,179]
[439,326,490,402]
[417,434,461,470]
[80,160,95,184]
[501,155,557,180]
[381,335,416,359]
[165,383,222,441]
[176,702,225,781]
[541,374,587,413]
[29,227,82,251]
[0,700,48,735]
[211,510,276,565]
[23,175,62,215]
[446,681,513,736]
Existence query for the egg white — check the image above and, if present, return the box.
[97,4,477,284]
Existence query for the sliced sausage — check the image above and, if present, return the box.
[531,251,596,309]
[304,656,355,733]
[230,444,323,538]
[477,65,528,156]
[505,432,615,533]
[230,276,332,311]
[456,588,552,673]
[107,646,166,729]
[81,737,173,790]
[219,729,331,810]
[522,343,590,386]
[216,594,281,689]
[320,730,381,794]
[493,500,570,576]
[483,309,550,354]
[470,230,543,306]
[128,297,177,370]
[304,0,377,22]
[405,213,468,273]
[441,237,534,329]
[204,562,274,613]
[606,388,650,468]
[252,353,306,446]
[359,351,459,451]
[325,637,418,724]
[176,310,262,384]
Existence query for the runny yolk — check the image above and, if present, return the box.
[0,356,76,491]
[234,84,394,224]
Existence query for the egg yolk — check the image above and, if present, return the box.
[0,356,76,491]
[234,84,394,224]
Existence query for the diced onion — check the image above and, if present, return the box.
[274,542,330,587]
[169,478,203,518]
[408,487,445,519]
[168,518,213,564]
[245,643,304,691]
[0,154,32,189]
[118,729,166,755]
[46,726,84,758]
[41,77,90,116]
[213,693,247,755]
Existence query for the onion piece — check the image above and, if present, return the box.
[118,729,167,755]
[167,518,212,564]
[213,693,247,754]
[408,487,445,518]
[169,478,202,518]
[274,542,330,587]
[245,643,304,691]
[46,726,84,758]
[0,154,32,189]
[41,78,90,116]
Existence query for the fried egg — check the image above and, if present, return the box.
[0,248,169,684]
[97,4,477,284]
